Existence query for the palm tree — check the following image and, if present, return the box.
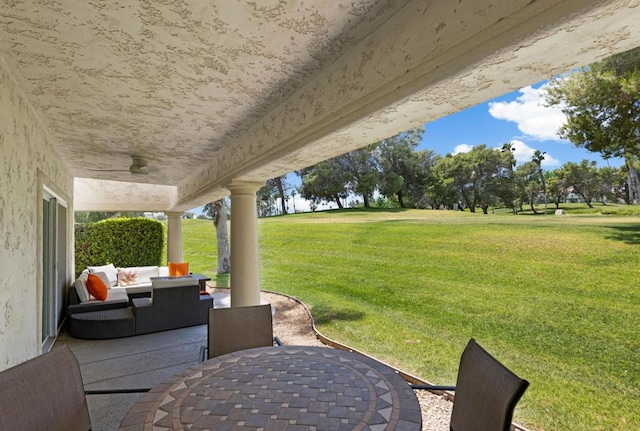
[501,142,517,213]
[290,190,297,213]
[532,150,548,214]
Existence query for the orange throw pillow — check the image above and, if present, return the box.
[86,273,108,301]
[168,262,189,277]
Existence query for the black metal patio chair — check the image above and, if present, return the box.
[201,304,282,361]
[0,345,149,431]
[411,338,529,431]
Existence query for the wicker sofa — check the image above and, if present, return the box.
[67,265,169,325]
[79,264,170,298]
[67,270,212,339]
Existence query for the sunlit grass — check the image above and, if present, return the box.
[182,209,640,430]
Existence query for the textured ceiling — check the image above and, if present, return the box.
[1,0,410,184]
[2,0,640,211]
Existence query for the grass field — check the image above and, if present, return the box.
[180,206,640,431]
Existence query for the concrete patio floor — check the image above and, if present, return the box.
[51,290,458,431]
[53,293,231,431]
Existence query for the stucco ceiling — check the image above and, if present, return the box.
[2,0,639,211]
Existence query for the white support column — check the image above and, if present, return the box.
[166,212,184,263]
[226,180,264,307]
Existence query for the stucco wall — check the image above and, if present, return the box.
[0,56,73,370]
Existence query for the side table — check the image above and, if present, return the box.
[190,273,211,291]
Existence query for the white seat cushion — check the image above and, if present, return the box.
[152,276,198,289]
[137,266,159,283]
[74,271,90,303]
[87,263,118,287]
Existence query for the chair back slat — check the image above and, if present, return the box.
[207,305,275,359]
[0,346,91,431]
[450,338,529,431]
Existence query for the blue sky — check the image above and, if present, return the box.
[420,80,624,169]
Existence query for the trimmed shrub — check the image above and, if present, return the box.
[75,218,164,277]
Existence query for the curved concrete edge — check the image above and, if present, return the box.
[262,288,531,431]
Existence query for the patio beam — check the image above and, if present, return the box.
[175,0,640,211]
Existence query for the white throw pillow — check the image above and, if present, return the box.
[87,263,118,287]
[137,266,159,283]
[74,271,90,303]
[117,267,139,286]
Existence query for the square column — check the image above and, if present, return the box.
[226,180,264,307]
[166,212,184,263]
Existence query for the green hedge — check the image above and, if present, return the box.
[75,218,164,277]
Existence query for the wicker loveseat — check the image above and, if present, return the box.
[67,273,212,339]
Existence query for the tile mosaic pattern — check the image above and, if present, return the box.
[119,346,421,430]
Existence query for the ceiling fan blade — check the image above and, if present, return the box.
[130,165,149,175]
[86,156,157,175]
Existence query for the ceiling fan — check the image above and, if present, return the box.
[89,156,159,175]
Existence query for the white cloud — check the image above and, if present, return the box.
[506,140,561,167]
[488,85,565,141]
[453,144,473,155]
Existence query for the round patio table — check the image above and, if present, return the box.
[118,345,422,430]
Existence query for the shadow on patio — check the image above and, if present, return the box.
[53,292,232,430]
[55,324,209,431]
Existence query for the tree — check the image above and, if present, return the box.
[516,161,545,213]
[290,190,297,213]
[374,127,426,208]
[203,199,230,274]
[425,161,459,210]
[546,170,569,209]
[340,145,379,208]
[257,176,290,217]
[406,149,439,208]
[618,163,640,204]
[595,167,614,204]
[260,176,289,215]
[559,160,600,208]
[257,184,275,217]
[297,158,350,209]
[532,150,548,214]
[545,47,640,203]
[499,143,519,213]
[433,145,512,214]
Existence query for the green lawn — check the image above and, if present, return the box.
[181,207,640,431]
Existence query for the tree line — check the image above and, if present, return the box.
[259,136,634,215]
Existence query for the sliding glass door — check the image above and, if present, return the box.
[42,189,68,351]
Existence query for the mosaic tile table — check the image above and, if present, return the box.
[119,345,422,431]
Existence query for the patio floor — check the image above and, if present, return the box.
[51,290,460,431]
[53,293,231,431]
